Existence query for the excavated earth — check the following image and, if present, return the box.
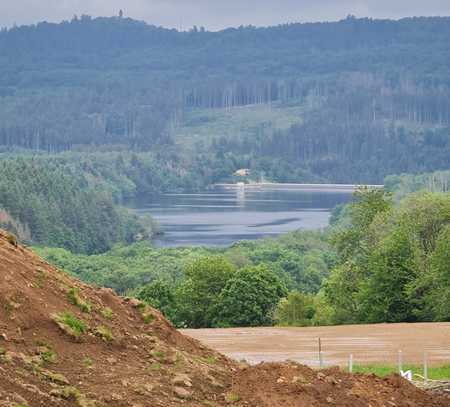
[0,229,448,407]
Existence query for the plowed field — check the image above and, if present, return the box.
[182,323,450,367]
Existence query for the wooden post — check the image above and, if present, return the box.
[318,337,323,369]
[349,354,353,373]
[423,351,428,383]
[398,350,403,373]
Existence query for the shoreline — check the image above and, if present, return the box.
[214,183,384,193]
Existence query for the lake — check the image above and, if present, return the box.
[130,184,354,247]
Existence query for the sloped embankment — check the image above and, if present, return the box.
[0,229,448,406]
[0,229,235,406]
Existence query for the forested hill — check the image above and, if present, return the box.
[2,15,450,79]
[1,16,450,182]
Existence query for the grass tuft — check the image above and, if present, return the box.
[82,356,93,368]
[142,312,155,324]
[147,362,162,372]
[52,311,87,338]
[6,233,18,247]
[68,288,91,313]
[100,307,114,320]
[35,270,47,288]
[40,349,57,364]
[203,356,217,365]
[225,393,240,403]
[152,350,166,363]
[95,326,114,343]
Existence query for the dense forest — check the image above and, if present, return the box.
[0,155,156,253]
[0,16,449,183]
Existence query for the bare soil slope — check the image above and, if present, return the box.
[0,229,448,407]
[0,230,235,406]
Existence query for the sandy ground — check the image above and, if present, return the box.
[181,323,450,367]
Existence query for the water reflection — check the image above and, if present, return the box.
[130,185,353,247]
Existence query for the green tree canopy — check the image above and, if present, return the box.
[213,265,287,327]
[325,191,450,324]
[175,256,236,328]
[138,280,176,322]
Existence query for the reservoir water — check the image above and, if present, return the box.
[131,185,354,247]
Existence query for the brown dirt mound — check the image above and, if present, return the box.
[0,230,236,406]
[0,229,448,407]
[230,362,449,406]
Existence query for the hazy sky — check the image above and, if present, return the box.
[2,0,450,30]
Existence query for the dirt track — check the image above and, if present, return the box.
[182,323,450,367]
